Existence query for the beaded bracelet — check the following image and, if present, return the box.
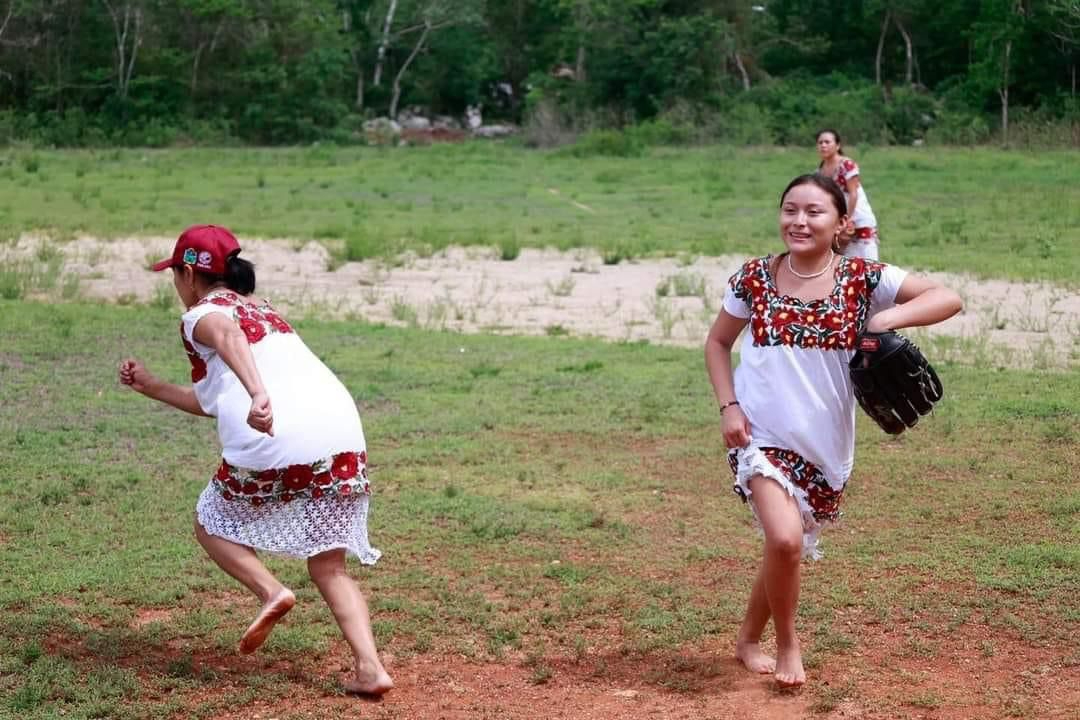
[719,400,740,412]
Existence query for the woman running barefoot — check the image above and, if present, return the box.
[705,175,961,687]
[120,224,393,696]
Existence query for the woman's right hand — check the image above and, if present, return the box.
[119,358,156,395]
[247,392,275,436]
[722,405,752,449]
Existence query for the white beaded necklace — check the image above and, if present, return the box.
[786,250,835,279]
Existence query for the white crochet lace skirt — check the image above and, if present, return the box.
[196,484,381,563]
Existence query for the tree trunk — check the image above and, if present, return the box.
[342,6,364,109]
[733,52,750,90]
[102,0,142,100]
[894,16,913,85]
[390,21,430,119]
[122,8,141,98]
[373,0,398,87]
[102,0,128,98]
[0,2,12,43]
[191,41,206,93]
[999,38,1011,145]
[875,10,890,86]
[193,19,224,94]
[575,43,586,83]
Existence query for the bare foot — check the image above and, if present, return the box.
[735,640,776,674]
[774,644,806,688]
[238,587,295,654]
[343,661,394,697]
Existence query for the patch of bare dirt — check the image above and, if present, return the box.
[131,607,176,628]
[160,627,1077,720]
[205,648,809,720]
[0,352,27,370]
[5,234,1078,368]
[812,619,1080,720]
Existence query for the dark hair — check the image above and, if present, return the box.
[223,254,256,294]
[816,128,843,156]
[780,174,847,220]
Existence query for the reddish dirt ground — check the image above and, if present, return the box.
[203,648,809,720]
[194,628,1078,720]
[44,616,1071,720]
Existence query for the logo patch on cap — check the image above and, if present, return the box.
[197,251,213,269]
[182,248,198,265]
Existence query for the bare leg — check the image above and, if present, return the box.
[307,549,393,696]
[747,476,806,688]
[735,565,776,673]
[194,520,295,654]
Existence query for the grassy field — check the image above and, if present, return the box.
[1,300,1077,719]
[0,143,1078,285]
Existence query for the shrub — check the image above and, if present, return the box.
[343,231,382,261]
[710,103,777,145]
[498,235,521,261]
[626,118,692,146]
[569,129,645,158]
[883,87,938,144]
[1005,106,1080,148]
[925,111,991,146]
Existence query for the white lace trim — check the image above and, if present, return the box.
[731,446,829,561]
[196,484,381,563]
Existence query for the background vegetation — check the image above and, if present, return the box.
[0,0,1077,147]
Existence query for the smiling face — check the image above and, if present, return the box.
[779,182,844,257]
[816,131,839,161]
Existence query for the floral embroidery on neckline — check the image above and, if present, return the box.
[731,255,881,350]
[180,292,295,381]
[762,253,849,307]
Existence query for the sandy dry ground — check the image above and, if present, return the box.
[7,234,1080,367]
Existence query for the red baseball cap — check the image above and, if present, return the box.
[151,224,241,275]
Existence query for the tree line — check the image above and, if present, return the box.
[0,0,1077,146]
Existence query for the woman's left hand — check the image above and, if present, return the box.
[247,392,274,436]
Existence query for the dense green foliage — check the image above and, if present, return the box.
[0,0,1077,146]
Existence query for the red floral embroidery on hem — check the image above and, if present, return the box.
[212,450,369,505]
[727,446,842,523]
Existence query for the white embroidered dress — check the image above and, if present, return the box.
[723,255,906,557]
[825,158,880,260]
[181,289,380,563]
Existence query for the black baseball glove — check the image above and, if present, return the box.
[849,331,943,435]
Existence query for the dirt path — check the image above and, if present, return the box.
[7,234,1080,367]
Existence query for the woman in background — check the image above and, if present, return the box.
[816,129,881,260]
